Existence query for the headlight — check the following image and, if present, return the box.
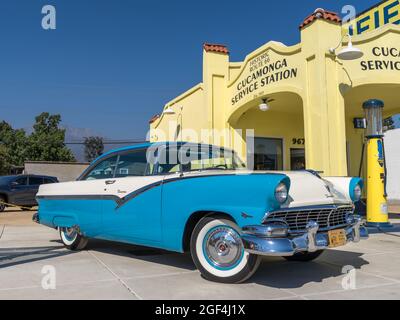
[275,183,288,204]
[353,184,362,202]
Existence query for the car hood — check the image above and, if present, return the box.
[179,170,351,208]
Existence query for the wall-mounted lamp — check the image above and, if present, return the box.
[163,107,176,115]
[163,106,184,142]
[329,34,364,61]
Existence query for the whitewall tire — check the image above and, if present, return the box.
[59,227,88,251]
[190,216,261,284]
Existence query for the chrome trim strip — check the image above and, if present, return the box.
[36,194,122,204]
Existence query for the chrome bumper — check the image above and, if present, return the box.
[241,215,368,257]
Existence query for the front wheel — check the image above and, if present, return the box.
[59,227,88,251]
[190,216,261,284]
[284,250,324,262]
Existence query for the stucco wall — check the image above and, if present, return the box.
[234,108,305,170]
[385,129,400,201]
[24,162,89,182]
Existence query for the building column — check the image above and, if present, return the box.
[202,44,230,146]
[300,9,349,176]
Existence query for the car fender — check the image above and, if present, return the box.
[159,173,290,252]
[323,177,364,202]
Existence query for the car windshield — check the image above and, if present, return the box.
[155,144,247,174]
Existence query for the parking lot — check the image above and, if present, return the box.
[1,208,400,300]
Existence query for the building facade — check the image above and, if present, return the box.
[150,7,400,178]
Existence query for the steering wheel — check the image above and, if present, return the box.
[214,164,228,170]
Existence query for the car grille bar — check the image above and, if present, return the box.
[264,205,354,233]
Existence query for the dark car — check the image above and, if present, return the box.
[0,175,58,212]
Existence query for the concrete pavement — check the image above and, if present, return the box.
[1,208,400,300]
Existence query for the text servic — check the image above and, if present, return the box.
[361,47,400,71]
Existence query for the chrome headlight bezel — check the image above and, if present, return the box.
[353,184,363,202]
[275,183,288,204]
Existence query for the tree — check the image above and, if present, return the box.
[27,113,75,162]
[0,144,11,175]
[84,136,104,162]
[0,121,28,168]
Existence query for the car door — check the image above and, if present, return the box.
[77,155,119,237]
[27,176,43,205]
[101,148,163,245]
[9,176,30,205]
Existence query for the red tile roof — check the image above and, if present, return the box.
[203,43,229,54]
[149,114,160,124]
[300,8,342,29]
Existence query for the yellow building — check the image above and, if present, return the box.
[150,7,400,178]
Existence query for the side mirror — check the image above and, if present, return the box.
[10,181,18,187]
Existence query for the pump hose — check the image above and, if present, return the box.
[382,139,388,198]
[358,140,366,178]
[377,227,400,238]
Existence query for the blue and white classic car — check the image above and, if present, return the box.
[35,142,368,283]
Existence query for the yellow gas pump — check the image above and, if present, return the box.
[363,99,392,228]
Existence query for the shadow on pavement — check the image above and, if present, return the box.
[86,239,197,271]
[82,239,369,289]
[0,246,75,269]
[18,236,372,288]
[250,249,369,289]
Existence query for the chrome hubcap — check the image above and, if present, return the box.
[63,228,77,241]
[204,226,244,269]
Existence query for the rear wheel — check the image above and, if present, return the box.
[190,216,261,284]
[59,227,88,251]
[0,196,6,212]
[284,250,324,262]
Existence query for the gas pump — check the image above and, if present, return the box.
[363,99,393,228]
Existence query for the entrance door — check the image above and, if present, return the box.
[249,138,284,171]
[290,148,306,171]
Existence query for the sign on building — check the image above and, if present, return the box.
[344,0,400,36]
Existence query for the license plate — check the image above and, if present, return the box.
[328,229,347,248]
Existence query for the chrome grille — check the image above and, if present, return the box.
[265,206,354,233]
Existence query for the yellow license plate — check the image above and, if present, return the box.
[328,229,347,248]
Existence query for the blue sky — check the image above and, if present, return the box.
[0,0,383,140]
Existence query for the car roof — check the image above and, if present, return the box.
[95,142,232,163]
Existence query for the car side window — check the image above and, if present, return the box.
[13,177,28,186]
[115,150,150,178]
[156,147,181,174]
[43,178,55,184]
[83,156,118,181]
[29,177,44,186]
